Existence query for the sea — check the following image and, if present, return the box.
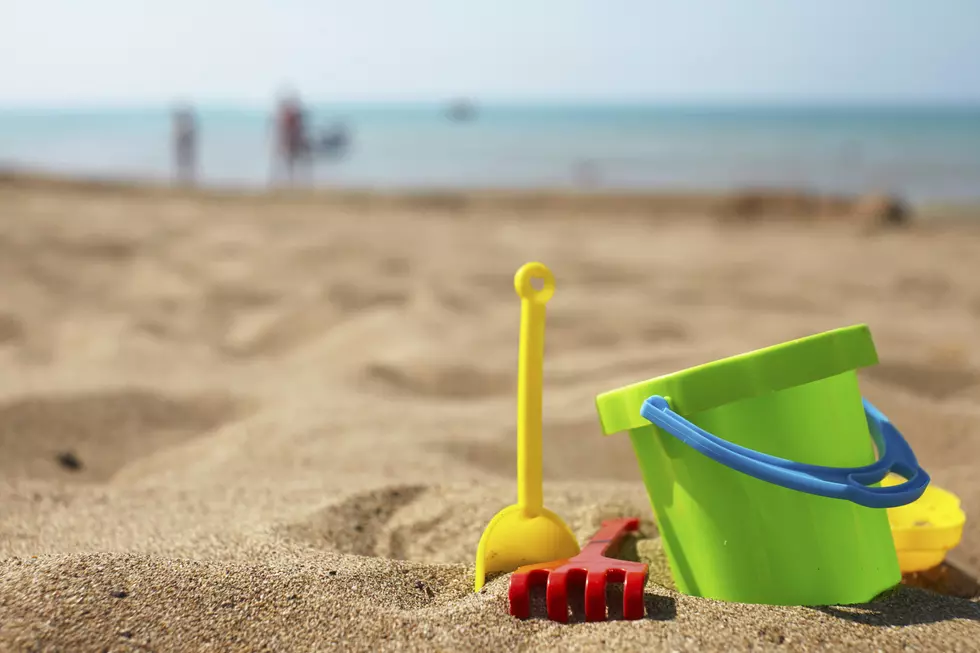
[2,103,979,204]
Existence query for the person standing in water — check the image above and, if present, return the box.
[272,92,310,185]
[172,103,197,185]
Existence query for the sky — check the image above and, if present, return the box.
[3,0,980,107]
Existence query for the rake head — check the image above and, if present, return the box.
[508,517,649,622]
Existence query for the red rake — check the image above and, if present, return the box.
[508,517,649,622]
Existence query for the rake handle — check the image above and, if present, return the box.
[577,518,641,558]
[514,262,555,516]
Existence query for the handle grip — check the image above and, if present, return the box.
[638,395,929,509]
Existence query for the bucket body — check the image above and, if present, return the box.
[596,325,903,606]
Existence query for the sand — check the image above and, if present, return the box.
[1,176,979,652]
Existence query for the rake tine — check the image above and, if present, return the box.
[584,569,607,622]
[508,573,532,619]
[546,570,570,623]
[622,569,647,620]
[510,567,552,619]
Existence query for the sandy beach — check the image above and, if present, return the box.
[1,175,979,652]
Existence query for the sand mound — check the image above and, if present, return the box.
[0,390,240,482]
[1,179,979,651]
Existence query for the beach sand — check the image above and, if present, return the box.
[1,176,979,652]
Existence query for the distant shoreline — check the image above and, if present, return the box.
[4,168,979,225]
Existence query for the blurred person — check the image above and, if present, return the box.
[172,103,197,185]
[272,91,311,185]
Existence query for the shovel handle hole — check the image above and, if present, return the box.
[515,263,555,303]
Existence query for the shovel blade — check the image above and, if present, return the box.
[474,505,580,591]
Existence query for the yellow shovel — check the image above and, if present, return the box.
[474,262,581,591]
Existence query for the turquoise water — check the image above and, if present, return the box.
[1,104,979,202]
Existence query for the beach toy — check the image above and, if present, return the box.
[509,517,648,622]
[885,474,966,573]
[595,325,931,606]
[474,262,580,591]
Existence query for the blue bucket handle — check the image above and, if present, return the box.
[639,396,929,509]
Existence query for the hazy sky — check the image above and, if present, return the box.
[4,0,979,106]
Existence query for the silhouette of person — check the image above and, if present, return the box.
[272,91,310,184]
[172,103,197,185]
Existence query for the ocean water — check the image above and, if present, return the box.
[1,104,979,203]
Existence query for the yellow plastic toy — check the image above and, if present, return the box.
[473,262,580,591]
[885,474,966,573]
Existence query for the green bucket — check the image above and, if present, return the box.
[595,325,929,606]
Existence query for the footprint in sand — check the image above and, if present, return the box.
[0,313,24,344]
[218,281,412,358]
[548,313,689,351]
[562,261,638,286]
[280,485,429,557]
[362,362,513,399]
[55,236,138,262]
[0,390,241,482]
[323,281,408,312]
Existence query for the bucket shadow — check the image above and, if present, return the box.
[901,561,980,600]
[811,586,980,627]
[814,562,980,627]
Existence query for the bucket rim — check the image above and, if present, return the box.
[595,324,878,435]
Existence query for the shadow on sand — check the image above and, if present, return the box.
[814,573,980,628]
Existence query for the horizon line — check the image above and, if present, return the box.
[3,97,980,113]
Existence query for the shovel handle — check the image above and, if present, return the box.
[514,262,554,515]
